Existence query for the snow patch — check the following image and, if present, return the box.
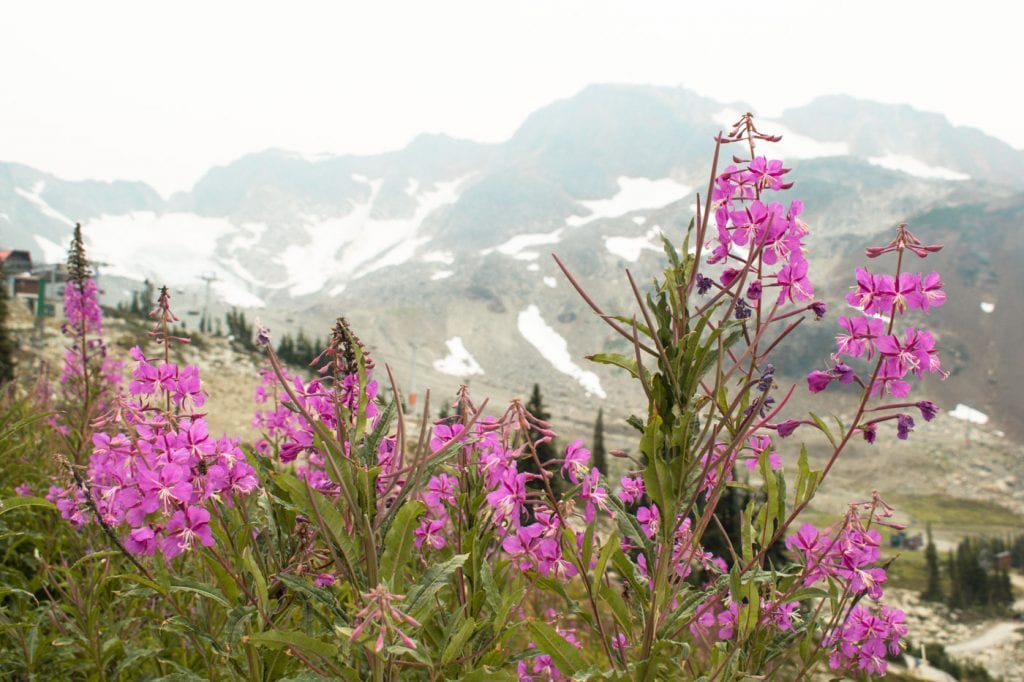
[868,155,970,181]
[279,177,463,296]
[543,276,557,288]
[517,305,605,398]
[431,270,454,281]
[422,250,454,265]
[433,337,483,377]
[567,177,691,227]
[405,178,420,196]
[482,229,562,259]
[980,301,995,313]
[82,211,267,307]
[605,226,663,262]
[214,281,266,308]
[632,216,646,225]
[33,235,67,263]
[16,181,75,226]
[948,404,989,425]
[713,109,849,159]
[527,263,540,272]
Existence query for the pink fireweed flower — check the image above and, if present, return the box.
[423,473,459,510]
[537,537,578,579]
[745,434,781,471]
[917,271,945,311]
[124,526,158,556]
[138,463,194,511]
[562,439,590,484]
[611,632,628,655]
[776,257,813,304]
[14,482,31,496]
[617,476,645,506]
[161,506,215,558]
[835,315,885,360]
[845,268,894,316]
[806,371,831,394]
[414,517,448,551]
[580,468,609,523]
[173,365,205,410]
[430,422,466,453]
[314,573,336,587]
[64,278,103,335]
[747,156,791,191]
[636,504,660,539]
[891,272,924,313]
[485,469,528,525]
[876,327,945,381]
[502,523,545,570]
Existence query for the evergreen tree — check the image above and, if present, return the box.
[0,264,15,384]
[139,279,155,315]
[523,383,558,494]
[591,408,607,475]
[921,524,944,602]
[946,551,961,610]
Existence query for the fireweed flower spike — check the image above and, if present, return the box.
[41,116,945,678]
[808,222,946,442]
[49,288,259,559]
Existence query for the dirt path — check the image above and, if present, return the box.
[945,621,1019,655]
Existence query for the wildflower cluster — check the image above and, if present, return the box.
[24,115,952,680]
[53,225,123,450]
[49,289,258,558]
[806,223,946,442]
[787,496,908,676]
[703,116,815,310]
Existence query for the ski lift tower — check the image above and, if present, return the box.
[199,272,218,333]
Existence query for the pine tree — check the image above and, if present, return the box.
[523,383,558,494]
[592,408,607,475]
[921,524,944,602]
[0,263,15,384]
[946,551,962,609]
[139,279,155,315]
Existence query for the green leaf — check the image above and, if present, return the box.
[248,630,337,660]
[586,353,639,378]
[405,553,468,619]
[591,530,620,593]
[379,501,425,590]
[808,412,837,447]
[598,582,632,634]
[242,548,268,612]
[69,550,120,572]
[526,620,586,676]
[0,496,56,516]
[441,616,476,665]
[275,573,345,618]
[478,559,501,614]
[169,576,230,608]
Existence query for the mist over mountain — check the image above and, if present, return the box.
[4,83,1022,437]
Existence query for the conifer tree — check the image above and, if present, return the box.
[523,383,558,494]
[946,551,961,610]
[0,263,15,384]
[921,524,944,602]
[592,407,607,475]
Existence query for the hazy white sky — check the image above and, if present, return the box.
[2,0,1020,197]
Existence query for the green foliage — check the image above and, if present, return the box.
[921,525,943,602]
[0,264,15,385]
[946,536,1015,612]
